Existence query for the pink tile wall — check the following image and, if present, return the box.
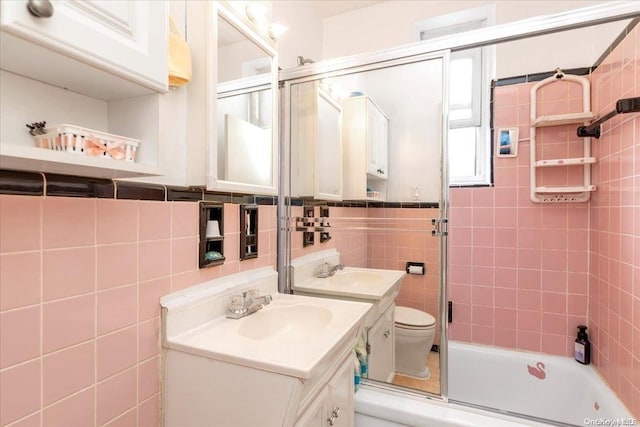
[449,78,590,356]
[289,205,368,267]
[290,204,441,343]
[367,207,441,343]
[0,195,277,427]
[589,23,640,417]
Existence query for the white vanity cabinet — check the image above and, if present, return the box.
[295,355,354,427]
[0,0,168,95]
[367,303,395,383]
[342,96,389,201]
[161,268,370,427]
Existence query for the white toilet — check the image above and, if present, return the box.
[394,306,436,379]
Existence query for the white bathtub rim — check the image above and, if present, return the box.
[355,384,551,427]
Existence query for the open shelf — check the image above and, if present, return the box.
[531,112,594,128]
[0,144,159,179]
[534,157,596,168]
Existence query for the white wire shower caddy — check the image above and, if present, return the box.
[529,70,595,203]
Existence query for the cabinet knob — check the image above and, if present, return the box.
[326,407,340,425]
[27,0,54,18]
[383,330,390,338]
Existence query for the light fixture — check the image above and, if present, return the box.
[268,23,288,40]
[245,2,267,24]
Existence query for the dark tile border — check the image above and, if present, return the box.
[494,67,593,87]
[167,186,203,202]
[47,173,114,198]
[116,182,165,201]
[0,169,281,205]
[288,197,439,209]
[0,170,44,196]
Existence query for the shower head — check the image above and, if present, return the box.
[297,56,315,66]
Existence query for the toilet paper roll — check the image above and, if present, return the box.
[408,265,424,275]
[206,220,220,237]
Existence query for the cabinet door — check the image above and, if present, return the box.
[367,303,395,382]
[0,0,167,91]
[326,356,355,427]
[366,101,388,179]
[295,388,329,427]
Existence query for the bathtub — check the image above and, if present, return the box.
[355,341,634,427]
[448,341,633,425]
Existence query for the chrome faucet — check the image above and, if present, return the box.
[317,262,344,278]
[226,289,272,319]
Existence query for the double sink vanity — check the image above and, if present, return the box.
[161,250,405,426]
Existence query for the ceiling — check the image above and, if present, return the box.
[306,1,383,18]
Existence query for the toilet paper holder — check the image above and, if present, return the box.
[405,262,425,275]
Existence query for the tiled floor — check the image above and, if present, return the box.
[391,351,440,394]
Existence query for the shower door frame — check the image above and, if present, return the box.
[276,0,640,404]
[280,49,452,398]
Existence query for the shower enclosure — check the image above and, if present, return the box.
[279,2,639,426]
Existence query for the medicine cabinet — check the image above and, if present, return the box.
[197,2,278,195]
[199,202,225,268]
[290,81,343,201]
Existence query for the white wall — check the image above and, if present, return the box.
[322,1,628,78]
[272,1,325,69]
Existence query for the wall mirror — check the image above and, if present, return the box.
[283,52,447,397]
[211,3,278,195]
[280,1,637,414]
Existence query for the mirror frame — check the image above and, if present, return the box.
[209,1,279,195]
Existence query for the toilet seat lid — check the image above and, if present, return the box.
[395,306,435,327]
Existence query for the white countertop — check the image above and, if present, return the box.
[165,293,371,379]
[293,266,406,301]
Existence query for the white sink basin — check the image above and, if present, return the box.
[294,267,405,301]
[238,304,332,340]
[165,293,371,379]
[328,271,385,287]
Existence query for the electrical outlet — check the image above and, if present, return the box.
[412,185,422,201]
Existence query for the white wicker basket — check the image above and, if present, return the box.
[33,124,140,162]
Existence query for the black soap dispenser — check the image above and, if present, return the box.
[574,325,591,365]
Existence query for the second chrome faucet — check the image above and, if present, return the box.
[317,262,344,278]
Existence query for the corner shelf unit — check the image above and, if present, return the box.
[199,202,225,268]
[529,71,595,203]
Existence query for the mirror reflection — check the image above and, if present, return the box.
[287,55,445,395]
[216,14,275,189]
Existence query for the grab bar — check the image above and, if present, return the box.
[577,96,640,139]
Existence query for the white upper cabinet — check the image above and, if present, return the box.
[0,0,170,180]
[0,0,168,99]
[342,95,389,201]
[290,81,343,201]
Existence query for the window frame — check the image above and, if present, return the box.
[414,5,495,186]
